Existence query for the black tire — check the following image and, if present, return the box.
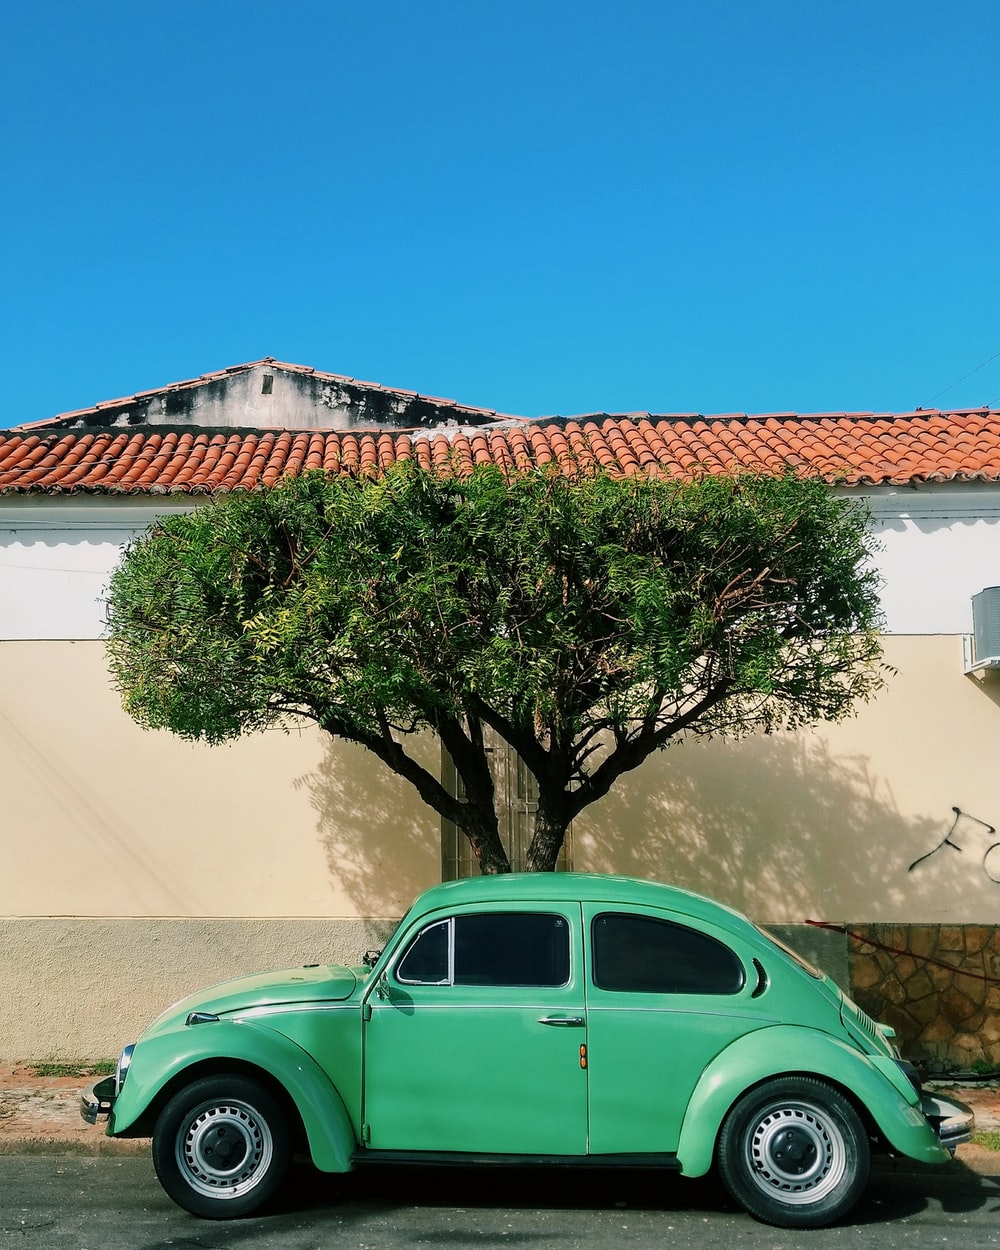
[151,1074,291,1218]
[717,1076,870,1229]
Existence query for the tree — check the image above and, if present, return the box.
[106,463,886,873]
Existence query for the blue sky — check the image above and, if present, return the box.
[4,1,1000,426]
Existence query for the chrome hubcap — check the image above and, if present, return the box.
[746,1102,846,1204]
[177,1100,273,1199]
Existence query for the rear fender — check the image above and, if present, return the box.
[109,1020,356,1173]
[675,1025,946,1177]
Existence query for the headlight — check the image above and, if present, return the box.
[115,1044,135,1095]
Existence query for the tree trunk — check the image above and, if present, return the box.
[462,815,512,874]
[524,789,571,872]
[438,715,511,874]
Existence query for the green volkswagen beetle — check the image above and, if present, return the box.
[82,874,971,1228]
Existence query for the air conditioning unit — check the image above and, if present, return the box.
[965,587,1000,672]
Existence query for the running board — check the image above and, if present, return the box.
[353,1150,680,1170]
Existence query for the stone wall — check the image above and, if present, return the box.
[847,923,1000,1075]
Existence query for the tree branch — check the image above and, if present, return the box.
[570,678,734,818]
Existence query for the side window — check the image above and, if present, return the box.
[592,912,745,995]
[395,913,570,987]
[455,913,569,986]
[397,919,450,984]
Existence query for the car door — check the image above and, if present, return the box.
[362,906,588,1155]
[582,903,767,1155]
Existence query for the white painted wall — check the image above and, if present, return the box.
[846,484,1000,635]
[0,501,190,639]
[3,484,1000,641]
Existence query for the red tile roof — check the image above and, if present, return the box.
[2,408,999,494]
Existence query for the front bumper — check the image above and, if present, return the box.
[80,1075,117,1126]
[921,1090,975,1153]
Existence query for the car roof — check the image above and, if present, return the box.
[409,872,751,931]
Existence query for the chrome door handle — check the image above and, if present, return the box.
[538,1015,585,1027]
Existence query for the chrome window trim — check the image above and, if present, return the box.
[395,912,573,989]
[395,917,454,986]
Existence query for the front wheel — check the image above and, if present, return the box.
[717,1077,870,1228]
[152,1075,291,1218]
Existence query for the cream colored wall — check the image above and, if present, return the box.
[0,917,399,1061]
[4,633,999,1057]
[5,635,997,928]
[575,635,1000,924]
[0,641,441,920]
[1,639,444,1056]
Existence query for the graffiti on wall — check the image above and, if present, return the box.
[908,806,1000,882]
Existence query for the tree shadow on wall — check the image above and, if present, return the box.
[575,732,999,924]
[298,728,999,925]
[295,733,442,918]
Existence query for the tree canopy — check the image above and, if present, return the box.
[106,463,886,872]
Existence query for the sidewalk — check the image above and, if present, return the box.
[0,1066,144,1155]
[1,1064,998,1163]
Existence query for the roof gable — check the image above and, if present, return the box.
[12,359,511,434]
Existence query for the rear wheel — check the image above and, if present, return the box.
[152,1075,291,1218]
[717,1077,870,1228]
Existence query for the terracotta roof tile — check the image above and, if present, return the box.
[3,408,1000,495]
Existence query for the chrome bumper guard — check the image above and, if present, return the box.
[80,1075,117,1126]
[921,1091,975,1153]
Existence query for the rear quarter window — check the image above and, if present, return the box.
[592,912,745,994]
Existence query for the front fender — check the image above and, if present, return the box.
[109,1020,356,1173]
[675,1025,948,1177]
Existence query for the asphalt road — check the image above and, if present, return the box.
[2,1155,1000,1250]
